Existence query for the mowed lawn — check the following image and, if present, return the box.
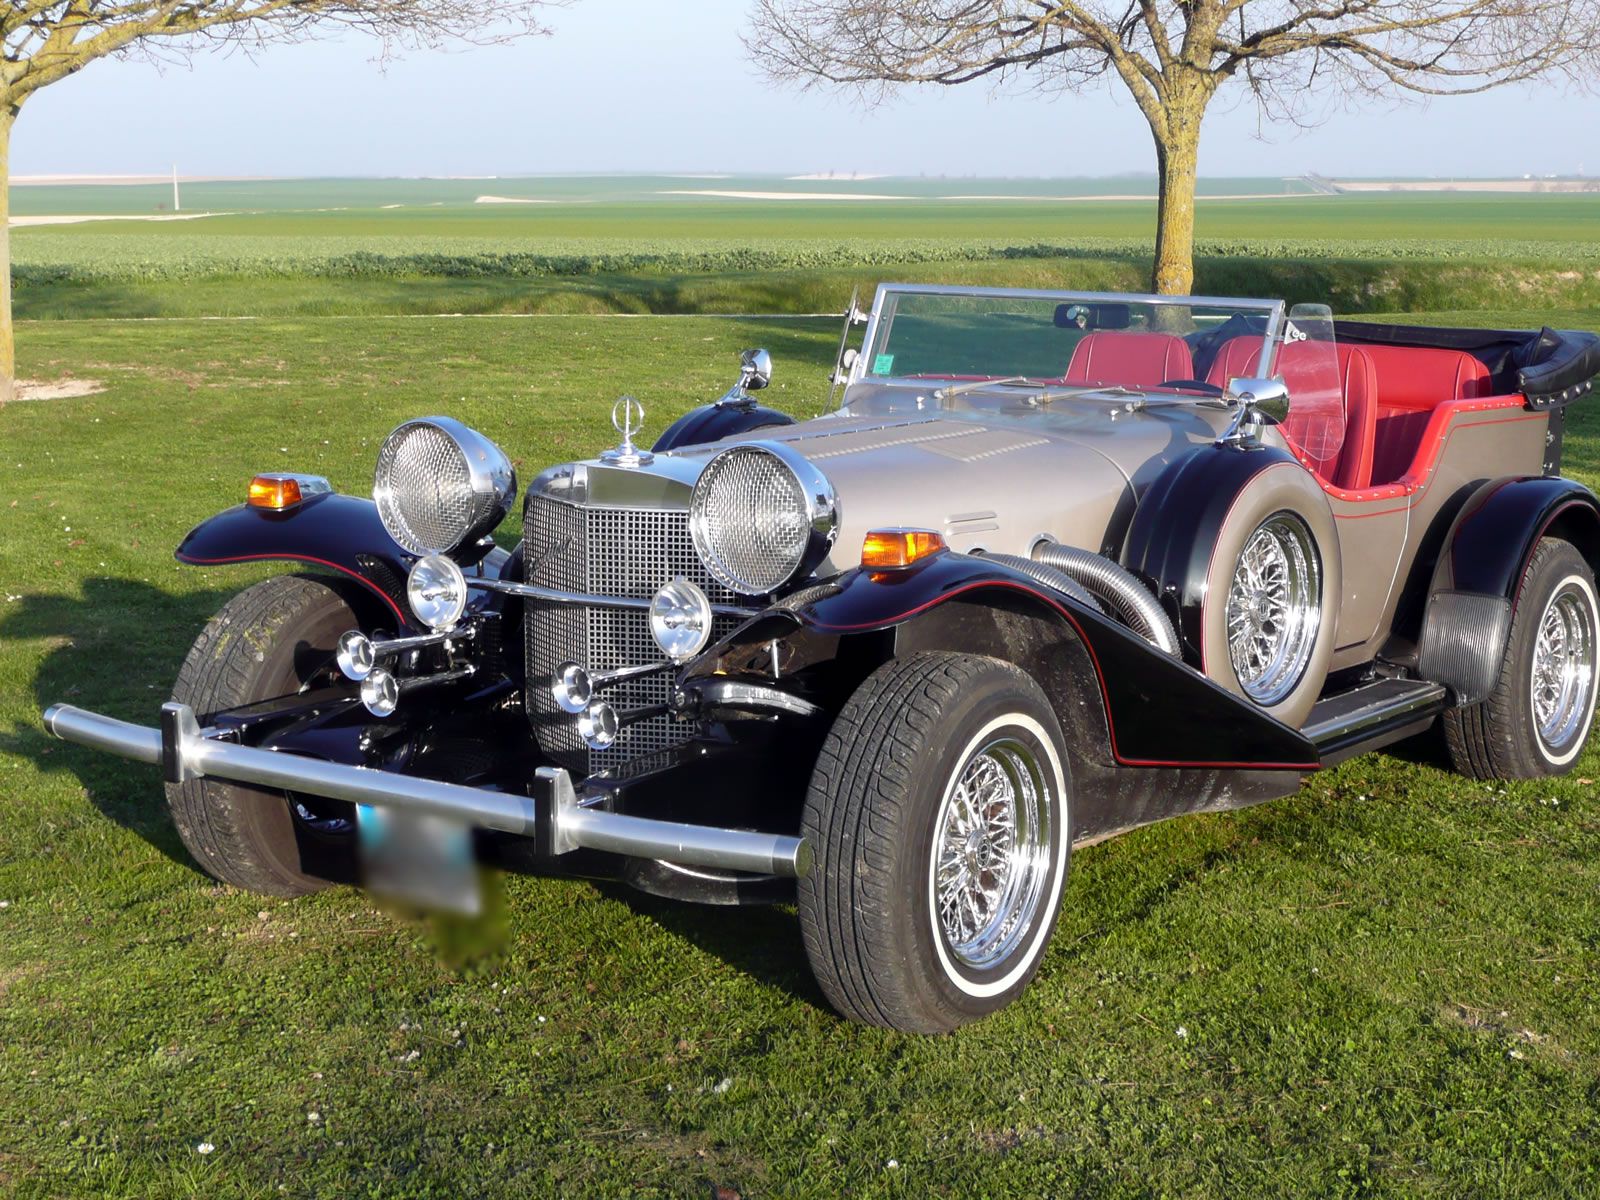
[2,311,1600,1198]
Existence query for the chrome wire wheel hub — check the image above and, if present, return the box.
[1226,512,1321,705]
[932,736,1052,971]
[1530,581,1597,754]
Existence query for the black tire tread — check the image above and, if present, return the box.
[798,652,1050,1032]
[166,573,357,897]
[1443,538,1594,780]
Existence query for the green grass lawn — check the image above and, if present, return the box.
[3,310,1600,1198]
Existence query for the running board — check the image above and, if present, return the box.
[1302,679,1448,765]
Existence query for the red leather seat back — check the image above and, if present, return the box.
[1360,344,1493,408]
[1204,336,1263,389]
[1275,342,1379,491]
[1065,332,1194,389]
[1203,336,1378,490]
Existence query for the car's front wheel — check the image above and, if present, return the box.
[798,653,1071,1032]
[1444,537,1600,778]
[166,573,363,896]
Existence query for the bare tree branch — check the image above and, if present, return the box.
[747,0,1600,293]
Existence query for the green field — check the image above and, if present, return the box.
[11,177,1600,323]
[3,181,1600,1196]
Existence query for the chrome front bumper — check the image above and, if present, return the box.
[41,702,812,879]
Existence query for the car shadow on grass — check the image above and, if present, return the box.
[594,882,824,1009]
[1,576,234,872]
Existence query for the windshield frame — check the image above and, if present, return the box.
[848,283,1288,400]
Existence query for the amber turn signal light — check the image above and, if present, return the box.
[861,528,947,570]
[247,474,303,510]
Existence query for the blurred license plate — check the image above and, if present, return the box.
[356,804,480,916]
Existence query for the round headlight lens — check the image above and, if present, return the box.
[690,445,833,594]
[650,577,712,662]
[374,417,517,557]
[407,554,467,631]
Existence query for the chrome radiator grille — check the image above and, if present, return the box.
[524,493,738,775]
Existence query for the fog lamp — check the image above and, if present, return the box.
[649,577,712,663]
[407,554,467,631]
[552,663,594,715]
[336,631,376,681]
[361,668,400,718]
[578,700,620,750]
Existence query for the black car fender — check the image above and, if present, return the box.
[651,402,795,453]
[175,493,419,631]
[688,551,1319,774]
[1120,441,1339,667]
[1417,475,1600,705]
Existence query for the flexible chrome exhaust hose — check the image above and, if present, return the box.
[975,551,1104,615]
[1030,538,1181,658]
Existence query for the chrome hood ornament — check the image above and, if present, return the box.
[601,395,654,467]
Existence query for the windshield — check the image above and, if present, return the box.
[855,287,1283,398]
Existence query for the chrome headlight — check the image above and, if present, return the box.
[407,554,468,631]
[689,443,837,594]
[374,417,517,557]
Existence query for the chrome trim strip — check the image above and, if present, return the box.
[1300,681,1447,746]
[42,703,811,879]
[469,575,759,618]
[690,680,823,719]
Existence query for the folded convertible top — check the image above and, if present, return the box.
[1335,320,1600,410]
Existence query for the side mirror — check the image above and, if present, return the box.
[740,348,772,391]
[1227,376,1290,424]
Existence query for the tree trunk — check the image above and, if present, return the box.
[1151,121,1200,296]
[0,102,14,405]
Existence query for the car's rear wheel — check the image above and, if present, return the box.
[166,573,362,896]
[1444,538,1600,779]
[798,653,1071,1033]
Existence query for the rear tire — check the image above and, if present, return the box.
[1444,538,1600,779]
[166,574,363,896]
[798,653,1071,1033]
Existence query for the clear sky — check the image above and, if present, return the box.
[13,0,1600,179]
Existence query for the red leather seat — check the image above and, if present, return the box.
[1359,345,1493,484]
[1359,344,1492,407]
[1204,337,1379,491]
[1064,332,1194,389]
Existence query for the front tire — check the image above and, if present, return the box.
[166,574,363,896]
[798,653,1071,1033]
[1444,538,1600,779]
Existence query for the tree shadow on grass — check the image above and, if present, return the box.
[0,576,233,871]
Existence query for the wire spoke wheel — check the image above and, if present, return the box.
[1226,512,1321,705]
[931,736,1052,971]
[1530,580,1597,754]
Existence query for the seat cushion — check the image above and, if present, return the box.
[1064,332,1195,389]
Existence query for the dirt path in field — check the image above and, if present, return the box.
[6,378,105,401]
[9,213,223,227]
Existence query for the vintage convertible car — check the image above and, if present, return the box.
[44,284,1600,1032]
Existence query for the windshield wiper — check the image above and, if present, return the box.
[931,376,1037,400]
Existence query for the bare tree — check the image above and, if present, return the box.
[747,0,1599,294]
[0,1,561,401]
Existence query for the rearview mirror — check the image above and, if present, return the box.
[1054,303,1132,331]
[1227,376,1291,424]
[740,348,772,391]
